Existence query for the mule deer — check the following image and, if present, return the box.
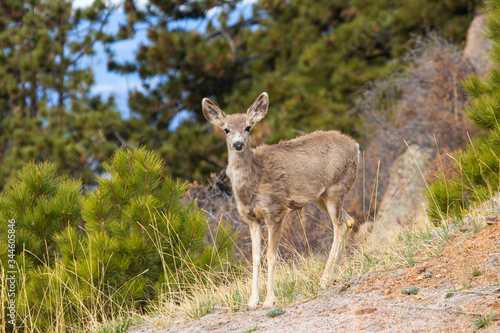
[202,93,359,309]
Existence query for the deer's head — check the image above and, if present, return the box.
[202,92,269,153]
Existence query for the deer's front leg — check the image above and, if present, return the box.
[263,220,283,308]
[248,220,262,309]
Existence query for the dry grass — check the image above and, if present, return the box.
[1,207,233,333]
[4,244,145,333]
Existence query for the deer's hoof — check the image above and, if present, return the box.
[263,297,276,308]
[248,298,259,310]
[320,276,332,289]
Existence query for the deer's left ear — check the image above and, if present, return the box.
[202,98,227,128]
[247,92,269,123]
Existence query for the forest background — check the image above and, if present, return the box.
[0,0,482,186]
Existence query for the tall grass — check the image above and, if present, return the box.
[1,208,236,333]
[6,259,142,332]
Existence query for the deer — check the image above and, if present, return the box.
[202,92,359,309]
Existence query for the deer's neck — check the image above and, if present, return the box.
[227,149,261,210]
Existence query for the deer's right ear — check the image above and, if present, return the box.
[202,98,227,128]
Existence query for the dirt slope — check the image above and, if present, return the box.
[131,215,500,333]
[155,284,499,332]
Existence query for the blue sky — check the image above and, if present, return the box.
[73,0,256,126]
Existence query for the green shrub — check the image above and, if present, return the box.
[401,287,419,295]
[1,148,236,331]
[266,308,285,318]
[79,148,235,293]
[473,311,498,330]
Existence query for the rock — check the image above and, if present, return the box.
[464,14,493,76]
[372,145,433,241]
[339,283,351,292]
[486,253,500,271]
[354,308,377,315]
[491,302,500,311]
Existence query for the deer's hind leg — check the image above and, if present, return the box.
[319,186,354,287]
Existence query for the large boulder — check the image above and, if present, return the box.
[371,145,433,241]
[464,14,492,76]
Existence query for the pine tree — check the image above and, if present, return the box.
[106,0,247,180]
[427,0,500,221]
[78,148,235,290]
[0,0,123,188]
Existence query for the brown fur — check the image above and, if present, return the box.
[202,93,359,309]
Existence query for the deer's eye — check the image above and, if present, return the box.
[224,129,230,134]
[245,126,251,132]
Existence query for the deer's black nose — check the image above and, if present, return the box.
[234,142,244,151]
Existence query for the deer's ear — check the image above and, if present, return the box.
[247,92,269,123]
[202,98,227,128]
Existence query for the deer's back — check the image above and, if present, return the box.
[254,131,358,210]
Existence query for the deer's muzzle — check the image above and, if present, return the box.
[234,142,244,151]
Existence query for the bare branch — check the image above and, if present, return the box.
[204,17,261,40]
